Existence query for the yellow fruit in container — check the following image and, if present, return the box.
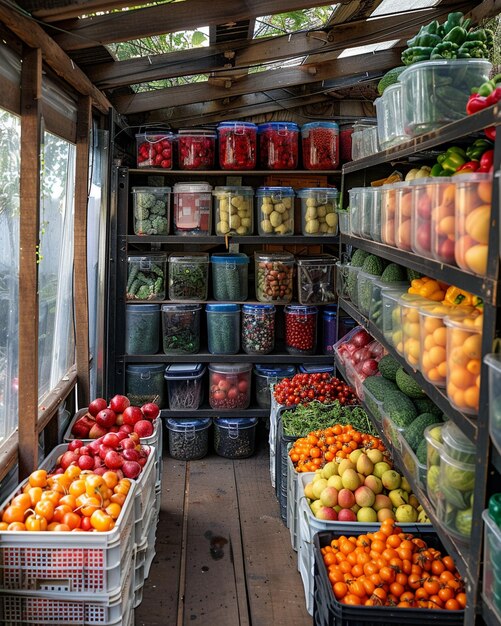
[465,205,490,244]
[464,244,488,276]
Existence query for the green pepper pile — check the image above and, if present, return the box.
[429,139,494,177]
[402,11,493,66]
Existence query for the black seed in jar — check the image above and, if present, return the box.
[167,425,209,460]
[213,421,256,458]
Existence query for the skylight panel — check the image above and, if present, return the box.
[337,40,400,58]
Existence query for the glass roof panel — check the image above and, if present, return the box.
[337,39,400,58]
[371,0,437,17]
[253,5,338,38]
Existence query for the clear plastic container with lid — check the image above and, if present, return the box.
[211,252,249,301]
[321,305,337,355]
[284,305,318,355]
[356,270,376,317]
[126,303,160,355]
[335,261,349,299]
[400,294,427,368]
[161,304,201,354]
[430,178,457,265]
[485,354,501,458]
[454,172,492,276]
[164,363,205,410]
[166,418,211,460]
[351,129,363,160]
[410,178,434,258]
[482,508,501,620]
[217,121,257,170]
[136,132,174,169]
[255,252,294,303]
[256,186,294,236]
[359,187,380,241]
[444,310,483,414]
[241,304,275,355]
[298,363,335,375]
[336,208,350,235]
[254,365,295,409]
[297,255,336,305]
[339,123,354,164]
[177,129,216,170]
[348,187,363,237]
[131,187,170,236]
[172,182,212,235]
[208,363,252,410]
[394,181,413,251]
[424,423,443,506]
[301,121,339,170]
[126,363,166,408]
[399,59,492,136]
[127,253,167,301]
[168,253,209,301]
[380,289,406,352]
[297,188,339,236]
[213,417,258,459]
[374,83,408,149]
[206,304,240,355]
[257,122,299,170]
[213,186,253,236]
[380,183,397,246]
[369,280,408,331]
[441,420,476,464]
[419,303,452,387]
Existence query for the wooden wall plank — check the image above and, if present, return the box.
[18,45,42,479]
[74,96,92,407]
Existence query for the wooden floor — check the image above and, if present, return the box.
[134,432,311,626]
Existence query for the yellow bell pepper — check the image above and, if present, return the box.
[408,277,447,301]
[442,286,483,309]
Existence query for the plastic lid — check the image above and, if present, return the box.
[166,417,211,431]
[302,121,339,130]
[442,421,476,455]
[398,293,428,306]
[126,303,161,312]
[206,303,240,313]
[348,187,364,194]
[285,305,318,314]
[211,253,249,265]
[254,364,295,377]
[485,353,501,374]
[339,318,357,328]
[296,187,339,198]
[213,186,254,196]
[323,305,338,318]
[173,182,212,193]
[257,122,299,132]
[298,364,335,374]
[214,417,258,428]
[126,364,165,374]
[136,131,174,138]
[168,253,209,263]
[131,186,171,193]
[208,363,252,374]
[217,121,257,130]
[296,254,336,266]
[255,186,295,197]
[443,310,483,331]
[242,304,275,313]
[255,251,294,262]
[128,253,167,262]
[453,172,493,184]
[161,304,201,312]
[164,363,206,379]
[399,58,492,80]
[177,129,216,136]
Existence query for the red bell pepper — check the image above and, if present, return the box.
[485,126,496,141]
[466,93,489,115]
[478,149,494,172]
[455,160,480,173]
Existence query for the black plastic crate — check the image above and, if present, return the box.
[313,529,465,626]
[275,415,299,524]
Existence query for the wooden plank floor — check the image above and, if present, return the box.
[135,434,311,626]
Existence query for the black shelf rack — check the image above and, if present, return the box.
[160,406,268,419]
[122,352,333,364]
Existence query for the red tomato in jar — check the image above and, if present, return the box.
[227,387,238,400]
[212,389,226,401]
[211,373,224,385]
[218,380,231,392]
[237,380,248,393]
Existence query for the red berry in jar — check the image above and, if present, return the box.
[208,364,252,410]
[136,133,174,169]
[217,122,257,170]
[258,122,299,170]
[301,122,339,170]
[177,129,216,170]
[284,305,318,355]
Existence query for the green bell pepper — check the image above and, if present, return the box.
[430,42,459,59]
[401,46,434,65]
[466,138,494,161]
[441,149,467,172]
[443,26,467,46]
[406,24,442,48]
[430,163,446,177]
[458,41,488,59]
[467,28,494,47]
[443,12,470,34]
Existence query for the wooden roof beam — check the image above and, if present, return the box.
[0,4,111,114]
[113,47,403,114]
[53,0,350,51]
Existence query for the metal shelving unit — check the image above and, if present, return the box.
[123,352,333,364]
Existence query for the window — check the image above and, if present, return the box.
[38,131,76,400]
[0,109,20,442]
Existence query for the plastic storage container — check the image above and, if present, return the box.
[297,187,339,236]
[339,123,353,164]
[131,186,170,236]
[381,289,406,352]
[358,187,375,240]
[208,363,252,410]
[419,303,451,386]
[254,252,294,303]
[369,279,408,331]
[380,183,397,246]
[296,255,337,304]
[213,186,254,236]
[126,303,160,354]
[206,303,240,355]
[126,364,166,408]
[254,365,295,410]
[335,261,349,299]
[454,172,492,276]
[374,83,407,149]
[430,177,457,265]
[172,182,212,235]
[350,129,363,160]
[257,122,299,169]
[482,508,501,620]
[400,294,427,368]
[217,121,257,170]
[256,186,294,236]
[127,254,167,301]
[338,316,357,339]
[410,178,434,258]
[336,208,350,235]
[298,364,335,375]
[241,304,275,355]
[347,187,363,237]
[344,264,361,306]
[485,354,501,458]
[166,418,211,460]
[394,181,413,251]
[321,305,337,355]
[161,304,201,354]
[284,305,318,355]
[211,252,249,301]
[441,420,476,464]
[164,363,205,410]
[400,59,492,136]
[301,122,339,170]
[445,311,483,414]
[177,129,216,170]
[168,253,209,301]
[213,417,258,458]
[136,132,174,169]
[424,423,443,506]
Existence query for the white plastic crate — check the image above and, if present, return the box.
[269,396,282,489]
[133,444,157,532]
[135,481,159,545]
[297,526,314,616]
[286,456,314,553]
[0,445,136,596]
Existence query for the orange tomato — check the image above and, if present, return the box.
[2,505,26,524]
[25,513,48,532]
[90,510,114,532]
[34,500,55,521]
[7,522,26,531]
[28,469,48,488]
[12,493,32,511]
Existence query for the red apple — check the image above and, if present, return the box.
[119,424,133,435]
[138,456,147,466]
[110,426,119,433]
[87,439,101,455]
[116,431,128,441]
[115,413,124,426]
[89,423,108,439]
[59,450,79,470]
[141,403,160,421]
[102,433,120,449]
[122,460,141,479]
[122,406,143,426]
[92,466,107,476]
[79,446,90,456]
[109,394,130,413]
[104,450,124,469]
[68,439,84,452]
[95,408,117,429]
[99,444,113,460]
[122,448,140,462]
[88,398,108,417]
[93,455,103,469]
[77,455,94,470]
[134,420,154,438]
[120,438,136,450]
[71,418,92,439]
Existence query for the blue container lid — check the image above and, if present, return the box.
[211,253,249,265]
[340,317,357,329]
[206,303,240,313]
[302,121,339,131]
[217,121,257,130]
[242,304,275,313]
[164,363,206,379]
[126,304,161,312]
[285,305,318,314]
[298,364,335,374]
[257,122,299,133]
[323,305,338,318]
[166,417,211,431]
[256,186,295,197]
[214,417,258,428]
[126,364,165,374]
[254,364,295,377]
